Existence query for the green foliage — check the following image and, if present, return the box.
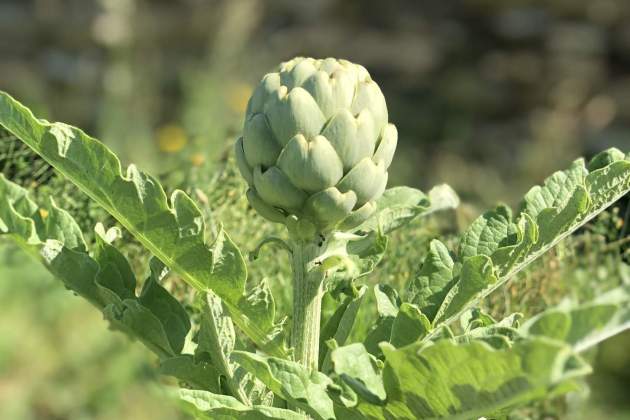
[370,338,588,420]
[180,389,304,420]
[0,91,285,357]
[0,245,184,420]
[521,285,630,353]
[2,89,630,419]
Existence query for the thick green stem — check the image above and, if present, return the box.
[290,239,325,371]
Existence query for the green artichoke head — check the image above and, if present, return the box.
[235,57,397,235]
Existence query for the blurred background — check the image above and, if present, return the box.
[1,0,630,418]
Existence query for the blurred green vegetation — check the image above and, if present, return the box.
[0,245,186,420]
[1,0,630,418]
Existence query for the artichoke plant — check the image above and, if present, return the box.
[234,57,399,370]
[235,57,397,234]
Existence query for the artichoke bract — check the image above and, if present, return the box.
[235,57,397,233]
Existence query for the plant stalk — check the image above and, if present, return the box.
[290,239,325,371]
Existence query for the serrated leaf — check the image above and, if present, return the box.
[459,204,514,260]
[179,389,304,420]
[355,187,430,234]
[346,184,457,285]
[0,173,79,247]
[198,291,236,359]
[373,284,400,318]
[160,355,222,393]
[42,197,87,251]
[533,186,590,248]
[455,312,523,349]
[0,175,191,359]
[104,299,177,358]
[368,338,590,420]
[433,255,497,325]
[426,149,630,333]
[331,231,388,286]
[196,290,253,404]
[0,91,284,357]
[364,285,400,356]
[521,285,630,353]
[363,286,433,353]
[40,240,104,307]
[356,184,459,235]
[93,230,136,301]
[406,239,455,321]
[489,212,538,273]
[364,318,395,358]
[139,259,191,355]
[231,351,336,420]
[330,343,386,404]
[390,303,431,348]
[320,285,368,371]
[520,159,587,219]
[585,159,630,209]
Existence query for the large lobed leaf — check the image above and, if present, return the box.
[406,149,630,334]
[180,389,305,420]
[368,337,589,420]
[0,174,274,407]
[237,284,630,419]
[319,285,368,372]
[0,174,190,359]
[364,285,431,356]
[233,334,591,420]
[520,285,630,353]
[355,184,458,234]
[0,91,285,357]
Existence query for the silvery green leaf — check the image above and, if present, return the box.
[139,259,191,355]
[231,351,336,420]
[160,355,222,393]
[319,285,368,371]
[364,338,590,419]
[354,186,430,234]
[0,91,285,357]
[330,343,386,404]
[179,389,304,420]
[423,150,630,333]
[104,299,177,359]
[389,303,431,348]
[521,285,630,353]
[459,204,514,260]
[520,159,587,219]
[433,255,497,325]
[363,285,408,355]
[406,239,455,321]
[364,285,432,356]
[196,290,252,405]
[0,175,191,360]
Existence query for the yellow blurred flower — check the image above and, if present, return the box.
[156,125,188,153]
[190,153,205,167]
[39,208,49,219]
[227,82,252,114]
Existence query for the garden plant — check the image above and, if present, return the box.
[1,57,630,419]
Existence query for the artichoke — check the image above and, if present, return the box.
[235,57,397,233]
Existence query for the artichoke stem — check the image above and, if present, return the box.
[290,237,326,372]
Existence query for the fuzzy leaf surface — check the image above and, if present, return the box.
[521,285,630,353]
[180,389,304,420]
[0,91,284,357]
[0,175,191,359]
[231,351,336,420]
[420,149,630,334]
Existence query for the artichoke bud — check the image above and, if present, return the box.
[236,57,397,233]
